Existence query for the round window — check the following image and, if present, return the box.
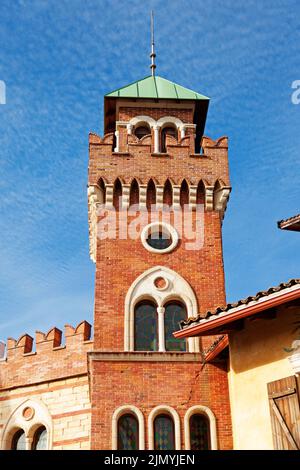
[141,223,178,254]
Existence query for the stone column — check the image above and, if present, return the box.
[154,125,160,154]
[157,307,165,352]
[114,130,119,153]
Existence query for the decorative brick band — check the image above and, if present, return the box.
[52,436,90,447]
[0,378,89,401]
[52,408,91,420]
[89,352,203,362]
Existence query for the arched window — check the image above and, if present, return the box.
[154,414,175,450]
[117,414,139,450]
[164,301,187,351]
[11,429,26,450]
[134,301,158,351]
[163,179,173,206]
[129,179,139,207]
[161,126,177,153]
[113,178,122,210]
[135,125,150,140]
[180,179,189,208]
[146,179,156,210]
[32,426,47,450]
[189,414,210,450]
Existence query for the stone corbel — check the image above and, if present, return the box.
[205,186,214,211]
[189,185,198,209]
[172,185,181,209]
[122,184,131,209]
[214,187,231,217]
[156,185,164,209]
[139,185,147,209]
[105,184,114,209]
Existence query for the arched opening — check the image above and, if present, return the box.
[98,178,106,205]
[134,300,158,351]
[117,413,139,450]
[189,414,211,450]
[164,301,187,351]
[129,179,139,207]
[32,426,47,450]
[154,414,175,450]
[180,179,189,208]
[11,429,26,450]
[135,125,151,140]
[146,179,156,211]
[161,126,177,153]
[113,178,122,210]
[196,181,205,205]
[163,179,173,206]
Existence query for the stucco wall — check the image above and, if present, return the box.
[228,305,298,450]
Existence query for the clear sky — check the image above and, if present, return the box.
[0,0,299,342]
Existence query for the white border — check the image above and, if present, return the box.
[141,222,178,254]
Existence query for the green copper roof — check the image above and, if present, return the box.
[105,75,209,101]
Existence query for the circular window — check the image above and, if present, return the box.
[141,222,178,254]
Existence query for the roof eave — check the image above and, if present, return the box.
[174,285,300,338]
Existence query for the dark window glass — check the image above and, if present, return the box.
[190,414,210,450]
[146,231,172,250]
[154,414,175,450]
[135,126,150,140]
[161,127,177,153]
[117,414,139,450]
[32,426,47,450]
[164,301,187,351]
[134,301,158,351]
[11,429,26,450]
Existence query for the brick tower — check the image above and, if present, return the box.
[87,74,233,450]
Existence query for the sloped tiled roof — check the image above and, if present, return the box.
[181,278,300,328]
[278,214,300,232]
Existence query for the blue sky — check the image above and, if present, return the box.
[0,0,299,342]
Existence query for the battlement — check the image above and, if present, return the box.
[0,321,93,390]
[88,132,229,190]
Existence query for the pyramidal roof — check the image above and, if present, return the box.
[105,75,209,101]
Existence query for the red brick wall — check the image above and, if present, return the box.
[93,210,225,350]
[118,106,193,124]
[90,356,232,450]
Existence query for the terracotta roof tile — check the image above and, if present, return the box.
[181,278,300,328]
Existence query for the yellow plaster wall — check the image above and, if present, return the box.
[228,305,298,450]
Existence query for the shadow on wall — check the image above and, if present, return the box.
[229,305,299,374]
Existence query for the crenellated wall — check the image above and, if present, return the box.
[0,321,93,389]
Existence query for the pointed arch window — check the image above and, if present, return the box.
[189,414,211,450]
[134,301,158,351]
[117,414,139,450]
[11,429,26,450]
[164,301,187,351]
[154,414,175,450]
[32,426,47,450]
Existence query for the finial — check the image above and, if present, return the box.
[150,10,156,76]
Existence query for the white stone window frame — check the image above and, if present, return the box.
[141,222,179,254]
[127,115,185,154]
[124,266,200,353]
[1,398,52,450]
[148,405,181,450]
[184,405,218,450]
[112,405,145,450]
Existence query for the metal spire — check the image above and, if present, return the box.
[150,11,156,76]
